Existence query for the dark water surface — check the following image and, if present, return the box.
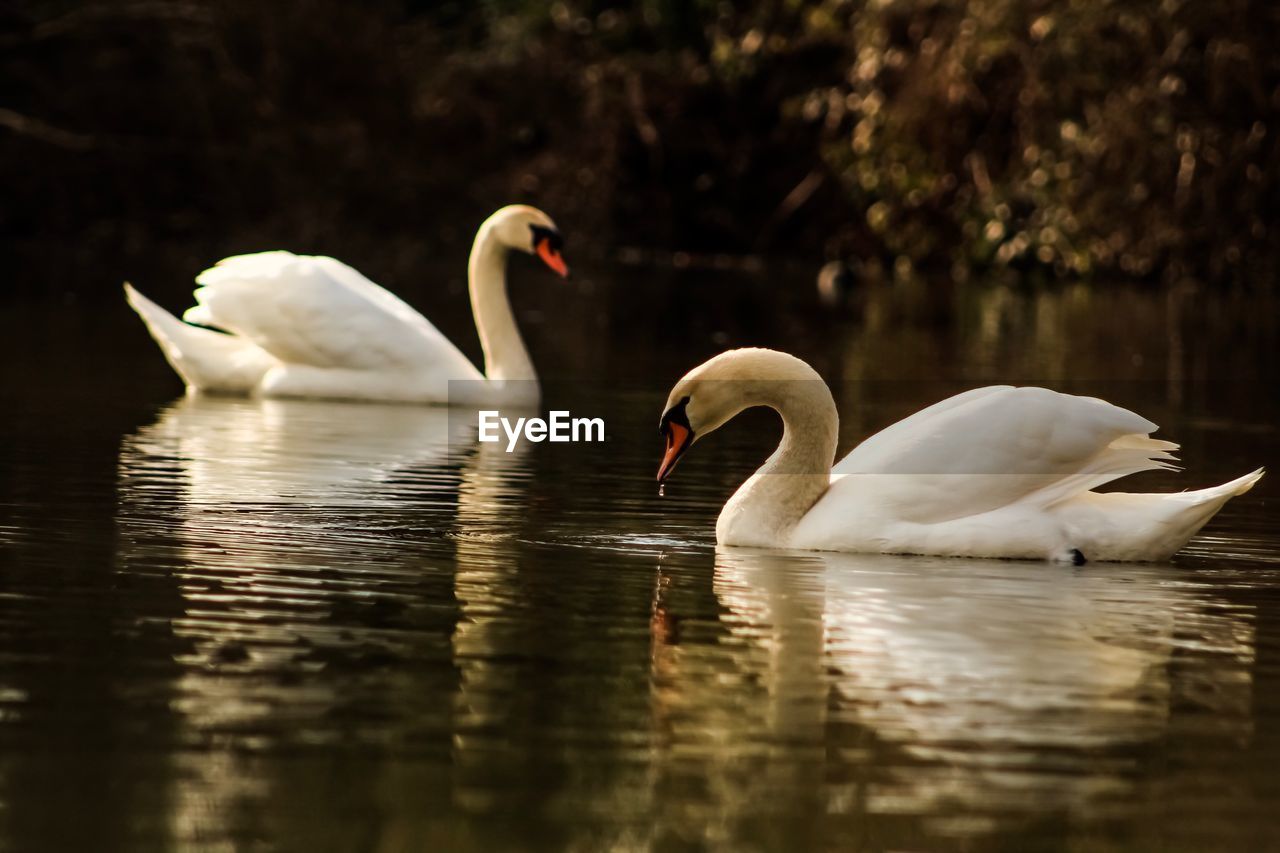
[1,265,1278,852]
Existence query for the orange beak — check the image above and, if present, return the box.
[536,239,570,278]
[657,421,693,482]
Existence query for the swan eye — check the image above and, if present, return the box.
[529,225,563,253]
[659,396,692,435]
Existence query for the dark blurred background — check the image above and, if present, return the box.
[2,11,1279,851]
[2,0,1278,304]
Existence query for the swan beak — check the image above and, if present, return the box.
[657,421,693,482]
[536,240,570,278]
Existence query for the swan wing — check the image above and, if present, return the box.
[823,386,1178,523]
[184,251,483,379]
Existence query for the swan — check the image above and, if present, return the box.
[657,348,1263,562]
[123,204,569,405]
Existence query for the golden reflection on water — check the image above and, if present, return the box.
[109,386,1270,849]
[96,273,1279,849]
[450,438,536,813]
[117,397,488,846]
[666,547,1256,839]
[122,396,471,506]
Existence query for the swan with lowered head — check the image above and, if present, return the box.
[124,205,568,406]
[657,348,1263,562]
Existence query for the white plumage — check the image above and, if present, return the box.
[659,348,1262,562]
[125,205,568,406]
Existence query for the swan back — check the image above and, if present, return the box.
[186,251,483,381]
[823,386,1176,520]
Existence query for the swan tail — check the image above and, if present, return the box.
[1056,468,1264,561]
[124,283,273,393]
[1032,433,1182,508]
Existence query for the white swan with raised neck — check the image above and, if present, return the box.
[125,204,568,406]
[657,348,1262,562]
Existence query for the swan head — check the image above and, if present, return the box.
[657,348,825,482]
[485,205,570,278]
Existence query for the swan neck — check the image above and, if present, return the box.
[763,395,839,503]
[719,381,839,545]
[468,225,537,384]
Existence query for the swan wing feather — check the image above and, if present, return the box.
[823,386,1178,523]
[186,251,482,379]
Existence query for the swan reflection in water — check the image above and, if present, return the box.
[648,546,1255,843]
[114,396,1261,846]
[121,395,475,509]
[116,395,532,847]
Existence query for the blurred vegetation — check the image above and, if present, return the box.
[811,0,1280,285]
[1,0,1277,298]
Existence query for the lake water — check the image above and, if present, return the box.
[1,263,1277,851]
